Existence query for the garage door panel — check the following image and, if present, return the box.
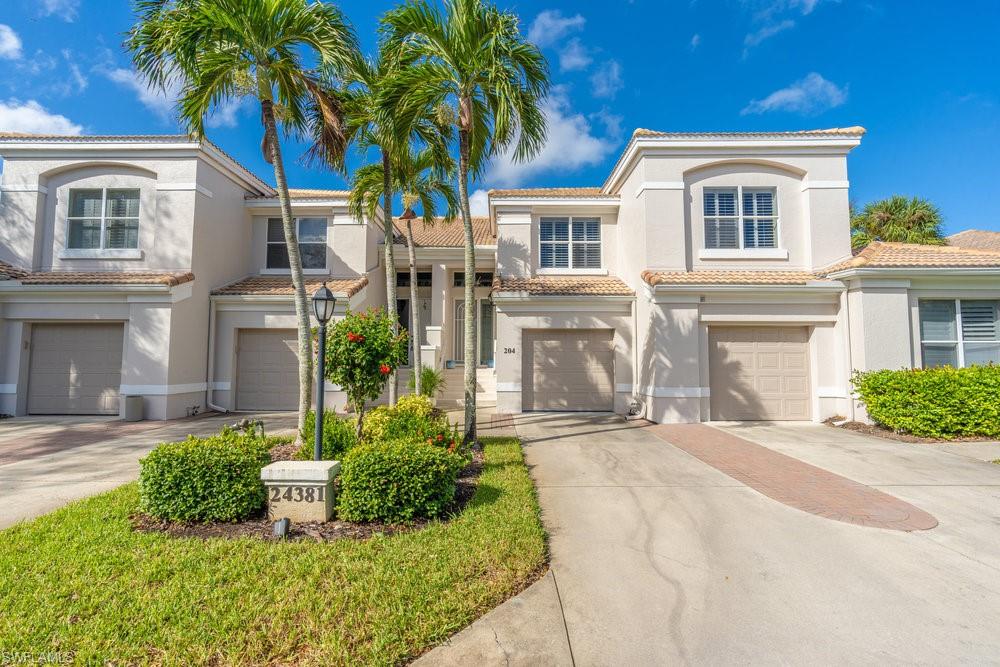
[237,329,299,411]
[523,329,614,412]
[28,323,123,415]
[710,326,811,421]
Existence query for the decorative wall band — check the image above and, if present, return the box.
[801,180,849,191]
[497,382,521,392]
[0,384,17,394]
[639,386,710,398]
[634,181,685,198]
[119,382,207,395]
[156,183,214,197]
[1,184,48,194]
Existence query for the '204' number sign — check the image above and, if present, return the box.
[269,485,325,503]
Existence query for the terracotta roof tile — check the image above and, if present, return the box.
[212,274,368,297]
[392,217,495,247]
[632,126,867,139]
[642,270,829,286]
[0,261,30,280]
[947,230,1000,252]
[493,275,634,296]
[19,271,194,286]
[487,187,616,199]
[822,241,1000,273]
[245,188,351,200]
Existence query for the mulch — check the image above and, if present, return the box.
[824,418,996,444]
[130,446,486,543]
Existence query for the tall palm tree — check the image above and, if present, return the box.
[382,0,550,442]
[851,195,945,251]
[127,0,358,437]
[347,147,458,394]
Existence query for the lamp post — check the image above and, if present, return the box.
[311,283,337,461]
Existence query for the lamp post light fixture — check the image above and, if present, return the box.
[311,283,337,461]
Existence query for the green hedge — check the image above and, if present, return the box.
[361,394,463,452]
[852,365,1000,439]
[297,410,358,461]
[139,425,271,522]
[337,441,467,523]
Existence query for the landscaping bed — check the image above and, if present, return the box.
[0,437,545,665]
[131,447,485,542]
[824,418,998,444]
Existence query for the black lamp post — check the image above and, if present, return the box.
[312,282,337,461]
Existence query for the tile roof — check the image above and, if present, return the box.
[18,271,194,286]
[245,188,351,200]
[392,216,495,247]
[642,270,829,287]
[0,261,29,280]
[211,274,368,297]
[493,275,634,296]
[487,187,616,199]
[822,241,1000,273]
[632,126,867,139]
[947,229,1000,252]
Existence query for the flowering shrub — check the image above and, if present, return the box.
[360,394,465,453]
[324,308,408,436]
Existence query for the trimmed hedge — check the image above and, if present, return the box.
[297,410,358,461]
[139,425,271,522]
[337,441,467,523]
[852,365,1000,439]
[361,394,463,452]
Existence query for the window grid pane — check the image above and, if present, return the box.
[105,219,139,249]
[69,190,103,218]
[68,220,102,249]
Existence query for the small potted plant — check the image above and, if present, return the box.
[409,366,446,407]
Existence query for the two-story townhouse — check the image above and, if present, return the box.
[488,127,1000,423]
[0,133,379,419]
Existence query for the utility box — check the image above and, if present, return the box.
[122,395,144,422]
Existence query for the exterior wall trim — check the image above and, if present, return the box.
[801,180,850,191]
[633,181,685,197]
[637,386,711,398]
[120,382,207,395]
[156,182,214,197]
[1,183,48,194]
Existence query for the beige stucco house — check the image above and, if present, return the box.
[2,128,999,422]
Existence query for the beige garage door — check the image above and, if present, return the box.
[236,329,299,411]
[523,329,614,412]
[709,326,811,421]
[28,323,123,415]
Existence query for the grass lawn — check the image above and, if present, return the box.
[0,437,545,665]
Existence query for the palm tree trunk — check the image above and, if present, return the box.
[405,218,422,395]
[458,126,476,443]
[382,150,398,406]
[262,99,312,439]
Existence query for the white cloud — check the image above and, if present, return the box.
[690,33,701,51]
[743,18,795,48]
[105,67,180,120]
[741,72,848,115]
[0,99,82,134]
[469,189,489,216]
[63,50,87,93]
[205,97,250,128]
[39,0,80,22]
[527,10,585,48]
[591,108,624,138]
[558,38,592,72]
[485,87,619,187]
[590,60,624,99]
[0,25,22,60]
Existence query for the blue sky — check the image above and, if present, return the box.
[1,0,998,232]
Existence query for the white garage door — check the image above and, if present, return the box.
[236,329,299,411]
[709,326,811,421]
[28,323,124,415]
[523,329,614,412]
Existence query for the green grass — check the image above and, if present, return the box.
[0,437,545,666]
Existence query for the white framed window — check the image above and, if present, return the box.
[919,299,1000,368]
[267,217,327,270]
[703,187,777,250]
[67,188,140,250]
[540,217,601,269]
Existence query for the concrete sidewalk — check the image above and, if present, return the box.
[0,412,296,529]
[418,414,1000,665]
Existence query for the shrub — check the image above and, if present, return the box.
[395,393,435,419]
[407,366,445,397]
[337,441,466,522]
[852,365,1000,439]
[297,410,358,461]
[139,425,270,522]
[360,394,464,452]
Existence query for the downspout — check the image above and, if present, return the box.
[841,286,856,421]
[205,297,227,414]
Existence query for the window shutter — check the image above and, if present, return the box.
[919,301,957,341]
[960,301,999,341]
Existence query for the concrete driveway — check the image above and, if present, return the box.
[0,412,297,529]
[421,414,1000,665]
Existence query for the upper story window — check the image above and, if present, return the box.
[540,217,601,269]
[397,271,432,287]
[67,188,140,250]
[453,271,494,287]
[267,218,327,270]
[919,299,1000,367]
[704,188,776,249]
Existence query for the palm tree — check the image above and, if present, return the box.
[347,147,458,394]
[382,0,550,442]
[851,195,945,251]
[127,0,358,437]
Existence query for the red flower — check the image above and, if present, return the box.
[379,363,390,374]
[436,434,444,442]
[347,332,358,342]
